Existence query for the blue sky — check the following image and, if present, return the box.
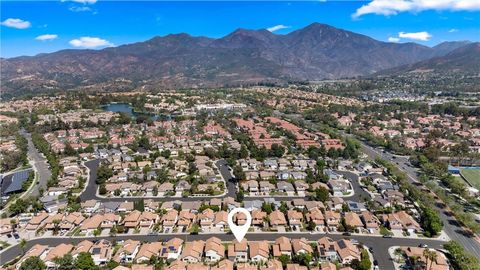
[1,1,480,58]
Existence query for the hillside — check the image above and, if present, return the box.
[0,23,473,95]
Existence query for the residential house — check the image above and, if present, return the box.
[71,240,93,259]
[317,237,338,262]
[306,208,325,232]
[90,239,113,266]
[324,211,341,232]
[16,244,49,268]
[44,243,74,269]
[291,238,313,255]
[198,208,215,231]
[177,210,196,233]
[360,211,380,234]
[335,239,361,264]
[161,238,184,260]
[161,210,179,233]
[113,239,141,263]
[272,236,292,258]
[249,241,270,263]
[211,259,234,270]
[181,240,205,263]
[228,239,248,262]
[269,210,287,231]
[259,181,275,194]
[251,210,267,229]
[204,237,225,263]
[344,212,364,233]
[135,242,163,263]
[213,211,228,232]
[276,181,295,196]
[287,210,304,231]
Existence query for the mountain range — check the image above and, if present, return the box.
[1,23,477,95]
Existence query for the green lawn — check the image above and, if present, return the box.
[461,169,480,190]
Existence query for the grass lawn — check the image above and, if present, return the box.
[461,169,480,190]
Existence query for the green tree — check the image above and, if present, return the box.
[270,144,285,157]
[19,256,46,270]
[96,164,113,184]
[278,254,291,267]
[106,260,119,269]
[99,184,107,195]
[444,241,480,270]
[138,136,151,150]
[420,206,443,237]
[236,190,244,202]
[19,238,27,254]
[64,143,76,156]
[261,202,274,214]
[313,187,330,202]
[53,254,75,270]
[293,253,312,266]
[74,252,98,270]
[233,165,246,180]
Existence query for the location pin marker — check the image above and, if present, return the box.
[228,208,252,242]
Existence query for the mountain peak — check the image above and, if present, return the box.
[213,28,278,48]
[2,22,473,96]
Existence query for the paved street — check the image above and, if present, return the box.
[0,232,444,269]
[358,140,480,259]
[80,159,301,203]
[279,112,480,257]
[20,129,51,198]
[215,159,236,197]
[335,170,371,202]
[6,123,469,269]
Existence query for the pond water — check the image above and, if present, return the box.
[102,103,167,121]
[102,103,137,117]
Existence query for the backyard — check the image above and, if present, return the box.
[461,168,480,190]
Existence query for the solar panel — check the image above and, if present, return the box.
[3,169,32,194]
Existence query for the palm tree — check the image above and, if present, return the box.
[10,219,17,234]
[52,219,61,235]
[422,249,430,270]
[19,238,27,255]
[428,250,438,270]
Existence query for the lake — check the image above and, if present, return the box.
[102,103,166,120]
[102,103,137,117]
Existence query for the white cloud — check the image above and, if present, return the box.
[71,0,97,4]
[69,6,92,12]
[448,28,459,32]
[398,31,432,41]
[388,37,401,42]
[35,34,58,41]
[1,18,31,29]
[353,0,480,18]
[69,36,113,48]
[267,24,291,32]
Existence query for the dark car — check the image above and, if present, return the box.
[342,232,351,236]
[382,234,392,238]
